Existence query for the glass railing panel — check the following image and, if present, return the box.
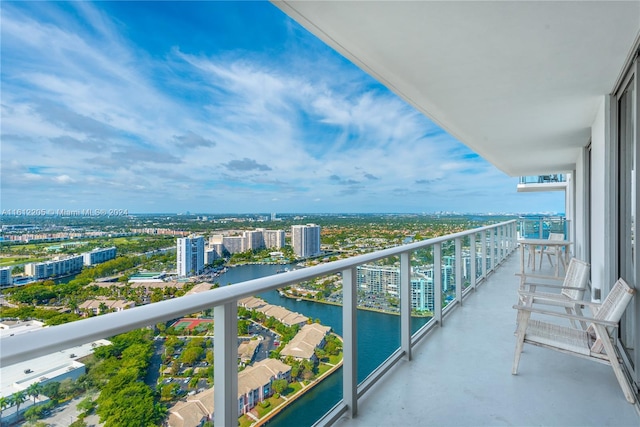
[442,245,456,309]
[518,216,568,240]
[0,327,167,426]
[518,174,566,184]
[252,272,343,426]
[461,236,472,291]
[474,233,486,282]
[410,247,436,335]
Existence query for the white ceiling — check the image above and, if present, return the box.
[273,1,640,176]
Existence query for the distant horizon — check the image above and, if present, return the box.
[1,2,565,214]
[0,210,565,218]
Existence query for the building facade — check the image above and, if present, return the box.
[82,246,116,266]
[291,224,321,258]
[357,264,437,312]
[262,229,285,249]
[177,235,205,277]
[0,267,12,287]
[25,255,84,280]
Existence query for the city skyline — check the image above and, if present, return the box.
[1,1,564,214]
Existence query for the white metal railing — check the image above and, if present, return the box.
[0,220,517,426]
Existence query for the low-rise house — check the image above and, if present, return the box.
[238,339,261,364]
[237,296,308,327]
[279,323,331,362]
[168,388,213,427]
[78,297,135,315]
[238,358,291,415]
[168,359,291,427]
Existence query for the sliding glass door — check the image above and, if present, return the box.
[616,59,639,393]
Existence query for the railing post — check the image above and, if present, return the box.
[214,301,238,427]
[342,267,358,418]
[470,233,477,290]
[400,252,411,361]
[538,217,544,239]
[455,237,462,304]
[434,243,443,325]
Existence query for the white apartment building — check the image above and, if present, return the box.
[25,255,84,280]
[82,246,116,266]
[222,236,244,254]
[0,267,12,286]
[260,228,285,249]
[243,230,264,251]
[357,264,436,312]
[291,224,321,258]
[177,235,205,277]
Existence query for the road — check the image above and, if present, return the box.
[39,395,101,427]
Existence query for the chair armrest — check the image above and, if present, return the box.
[512,304,619,328]
[517,290,582,304]
[519,282,583,291]
[515,273,563,282]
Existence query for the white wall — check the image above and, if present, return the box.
[589,97,607,297]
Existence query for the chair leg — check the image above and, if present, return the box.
[512,309,530,375]
[593,324,636,404]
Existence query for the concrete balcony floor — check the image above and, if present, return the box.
[333,252,640,427]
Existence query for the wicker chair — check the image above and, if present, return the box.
[535,232,565,270]
[515,258,590,328]
[512,278,636,404]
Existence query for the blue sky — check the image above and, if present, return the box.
[1,1,564,214]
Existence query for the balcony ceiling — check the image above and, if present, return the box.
[273,1,640,176]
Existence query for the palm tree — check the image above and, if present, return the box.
[0,395,9,426]
[9,391,27,420]
[26,383,41,405]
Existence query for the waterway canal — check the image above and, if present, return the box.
[216,264,431,427]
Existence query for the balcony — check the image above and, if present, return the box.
[1,220,638,426]
[517,175,568,193]
[332,253,640,427]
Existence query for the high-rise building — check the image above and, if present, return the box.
[0,267,12,287]
[222,236,245,254]
[83,247,117,266]
[356,264,435,312]
[291,224,321,258]
[177,235,205,277]
[244,230,264,251]
[262,229,285,249]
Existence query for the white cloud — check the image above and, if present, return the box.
[54,174,75,184]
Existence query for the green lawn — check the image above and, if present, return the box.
[328,352,343,365]
[0,256,47,266]
[283,382,302,396]
[317,364,332,376]
[238,415,254,427]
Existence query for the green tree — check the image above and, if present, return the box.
[26,382,41,405]
[97,382,163,427]
[40,382,60,400]
[0,395,8,422]
[272,379,288,394]
[77,396,96,414]
[9,390,27,418]
[180,347,203,365]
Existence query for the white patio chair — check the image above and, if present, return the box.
[536,232,565,270]
[515,258,590,328]
[512,278,636,404]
